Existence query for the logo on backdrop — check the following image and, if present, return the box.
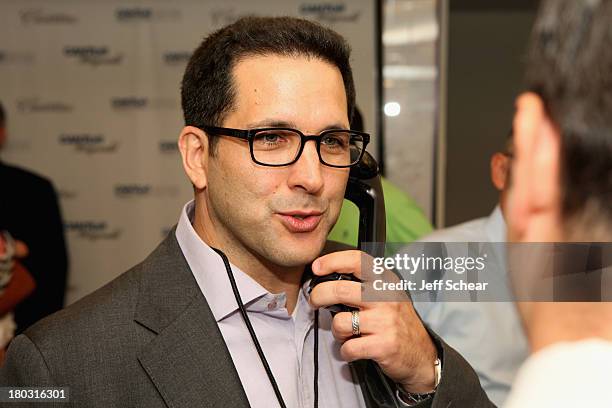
[64,46,124,67]
[20,9,78,25]
[110,96,176,111]
[115,7,181,22]
[17,98,73,114]
[162,51,191,66]
[65,221,122,241]
[114,183,180,198]
[58,133,119,154]
[159,140,179,154]
[299,3,361,23]
[0,50,35,65]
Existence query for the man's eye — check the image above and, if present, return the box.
[255,133,282,144]
[321,135,345,148]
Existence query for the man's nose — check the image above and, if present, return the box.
[287,140,324,193]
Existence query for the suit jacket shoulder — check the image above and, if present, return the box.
[0,232,250,408]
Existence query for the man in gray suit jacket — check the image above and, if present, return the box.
[0,17,493,407]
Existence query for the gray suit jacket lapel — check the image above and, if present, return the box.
[134,231,250,408]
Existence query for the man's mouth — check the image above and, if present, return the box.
[276,211,323,233]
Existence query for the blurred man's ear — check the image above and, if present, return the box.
[490,152,510,192]
[178,126,210,190]
[508,92,563,242]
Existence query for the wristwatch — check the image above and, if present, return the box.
[396,358,442,406]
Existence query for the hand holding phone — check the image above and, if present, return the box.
[308,272,360,313]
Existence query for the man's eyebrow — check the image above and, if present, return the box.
[246,119,297,129]
[245,119,349,132]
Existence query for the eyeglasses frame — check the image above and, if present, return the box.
[198,125,370,168]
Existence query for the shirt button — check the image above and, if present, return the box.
[267,300,277,310]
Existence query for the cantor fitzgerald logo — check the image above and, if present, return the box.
[65,221,122,241]
[58,133,119,154]
[159,140,179,154]
[110,96,175,111]
[20,9,78,25]
[64,46,124,67]
[114,183,179,198]
[162,51,191,66]
[17,98,73,113]
[115,6,180,22]
[299,3,361,23]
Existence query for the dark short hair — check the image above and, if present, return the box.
[525,0,612,232]
[181,16,355,152]
[351,107,364,132]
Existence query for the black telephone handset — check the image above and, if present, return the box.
[310,152,401,408]
[309,150,386,306]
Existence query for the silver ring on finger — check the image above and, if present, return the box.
[351,310,361,337]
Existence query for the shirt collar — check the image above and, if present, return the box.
[485,205,506,243]
[175,200,269,322]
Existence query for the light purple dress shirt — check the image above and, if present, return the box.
[175,201,367,408]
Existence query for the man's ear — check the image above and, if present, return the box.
[509,92,562,241]
[490,152,510,191]
[178,126,209,190]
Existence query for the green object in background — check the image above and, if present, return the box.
[328,177,433,248]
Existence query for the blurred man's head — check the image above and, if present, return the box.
[509,0,612,242]
[178,17,359,271]
[490,133,513,218]
[0,102,6,150]
[509,0,612,350]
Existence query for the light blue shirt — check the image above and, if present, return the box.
[413,206,529,406]
[175,200,366,408]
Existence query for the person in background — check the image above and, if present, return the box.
[0,101,68,333]
[413,135,529,406]
[328,108,433,247]
[504,0,612,405]
[0,232,35,363]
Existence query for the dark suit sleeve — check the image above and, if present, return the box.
[410,328,496,408]
[0,334,55,386]
[15,180,68,333]
[0,335,69,407]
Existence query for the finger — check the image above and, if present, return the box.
[331,310,382,342]
[340,335,385,363]
[309,280,364,310]
[312,250,371,279]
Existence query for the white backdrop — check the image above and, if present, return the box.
[0,0,377,304]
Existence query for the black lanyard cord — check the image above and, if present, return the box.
[212,247,320,408]
[212,247,288,408]
[313,309,320,408]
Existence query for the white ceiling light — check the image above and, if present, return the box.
[384,102,401,117]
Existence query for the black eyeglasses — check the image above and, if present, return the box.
[199,125,370,168]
